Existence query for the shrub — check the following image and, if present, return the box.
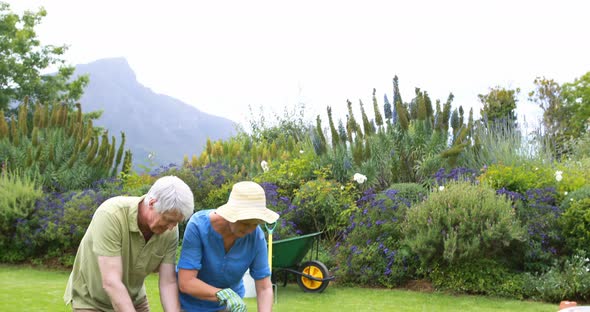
[387,183,429,203]
[157,162,236,209]
[403,182,525,268]
[432,167,478,187]
[10,181,125,265]
[255,153,317,198]
[523,254,590,303]
[290,178,356,242]
[560,185,590,211]
[504,187,564,272]
[430,259,526,299]
[559,197,590,256]
[335,184,426,288]
[202,182,232,209]
[479,163,553,194]
[260,182,299,240]
[0,171,43,262]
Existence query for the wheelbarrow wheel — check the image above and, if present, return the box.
[296,260,330,293]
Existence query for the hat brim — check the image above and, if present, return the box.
[216,203,279,224]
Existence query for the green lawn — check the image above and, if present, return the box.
[0,265,557,311]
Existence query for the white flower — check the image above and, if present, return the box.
[535,167,539,171]
[439,185,445,191]
[340,186,345,190]
[564,191,568,195]
[555,170,563,182]
[353,173,367,184]
[299,150,304,154]
[585,258,589,262]
[260,160,269,172]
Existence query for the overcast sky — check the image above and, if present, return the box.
[6,0,590,129]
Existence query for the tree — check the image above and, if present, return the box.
[529,73,590,157]
[0,2,88,111]
[561,72,590,138]
[529,77,568,155]
[478,87,520,128]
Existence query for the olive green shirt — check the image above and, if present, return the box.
[64,196,178,311]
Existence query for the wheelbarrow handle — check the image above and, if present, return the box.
[277,268,336,282]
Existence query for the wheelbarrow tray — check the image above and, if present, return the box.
[271,232,322,269]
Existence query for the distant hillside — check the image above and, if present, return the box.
[73,57,236,169]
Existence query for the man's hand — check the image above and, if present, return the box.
[216,288,246,312]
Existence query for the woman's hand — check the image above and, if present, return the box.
[215,288,246,312]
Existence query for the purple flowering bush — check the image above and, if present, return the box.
[260,182,299,240]
[497,187,564,272]
[334,183,427,288]
[7,179,125,265]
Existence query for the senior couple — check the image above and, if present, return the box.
[64,177,278,312]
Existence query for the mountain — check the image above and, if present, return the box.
[73,57,236,169]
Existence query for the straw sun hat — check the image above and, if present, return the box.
[216,181,279,224]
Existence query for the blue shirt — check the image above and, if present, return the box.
[178,209,271,312]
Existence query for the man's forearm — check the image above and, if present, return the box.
[159,280,180,312]
[103,280,136,312]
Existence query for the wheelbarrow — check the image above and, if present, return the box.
[269,232,334,293]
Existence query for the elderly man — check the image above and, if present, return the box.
[64,176,194,312]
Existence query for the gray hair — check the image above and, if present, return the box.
[144,176,194,220]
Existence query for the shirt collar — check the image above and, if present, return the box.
[129,195,147,232]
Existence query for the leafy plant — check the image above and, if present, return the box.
[523,253,590,303]
[0,171,43,262]
[559,196,590,256]
[430,259,526,299]
[0,102,130,191]
[289,177,356,242]
[403,182,525,267]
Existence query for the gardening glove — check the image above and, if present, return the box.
[216,288,246,312]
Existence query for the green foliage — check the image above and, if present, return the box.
[480,159,590,197]
[255,153,317,198]
[561,71,590,141]
[120,171,155,195]
[0,102,129,191]
[478,87,520,128]
[559,196,590,256]
[0,171,42,262]
[459,119,553,170]
[158,162,236,210]
[430,259,526,299]
[523,253,590,303]
[289,177,356,242]
[479,164,553,194]
[203,182,233,209]
[387,183,428,202]
[403,182,525,267]
[0,3,89,110]
[529,77,569,157]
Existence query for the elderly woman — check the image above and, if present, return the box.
[178,181,279,312]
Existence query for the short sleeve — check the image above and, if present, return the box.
[91,210,122,256]
[177,217,203,270]
[249,227,271,280]
[162,226,179,264]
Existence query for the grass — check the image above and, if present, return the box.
[0,265,558,312]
